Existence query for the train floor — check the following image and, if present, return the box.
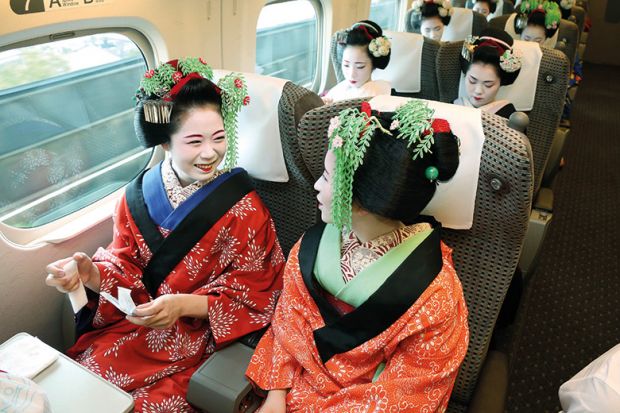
[502,62,620,412]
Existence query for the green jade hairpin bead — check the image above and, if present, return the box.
[425,166,439,181]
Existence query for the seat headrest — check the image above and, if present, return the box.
[487,0,505,20]
[442,7,475,41]
[369,95,485,230]
[371,31,425,94]
[504,12,559,48]
[212,70,289,182]
[458,39,542,111]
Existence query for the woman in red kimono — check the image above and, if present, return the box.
[246,100,469,412]
[45,58,284,412]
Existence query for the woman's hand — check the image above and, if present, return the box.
[322,96,334,104]
[45,252,101,293]
[126,294,185,329]
[257,389,287,413]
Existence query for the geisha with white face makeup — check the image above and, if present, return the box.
[323,20,392,103]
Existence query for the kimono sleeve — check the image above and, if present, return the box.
[245,240,305,391]
[89,195,152,326]
[319,265,470,412]
[196,192,285,349]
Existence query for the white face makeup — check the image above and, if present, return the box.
[465,62,502,108]
[313,150,336,224]
[472,1,491,17]
[521,24,546,45]
[421,16,445,41]
[341,45,373,89]
[165,106,227,186]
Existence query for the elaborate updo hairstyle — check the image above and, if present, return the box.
[411,0,453,28]
[134,59,223,148]
[460,28,522,86]
[352,112,459,224]
[344,20,391,70]
[135,79,222,148]
[473,0,497,14]
[514,0,562,39]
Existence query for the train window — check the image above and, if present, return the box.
[369,0,402,31]
[0,33,151,229]
[256,0,322,90]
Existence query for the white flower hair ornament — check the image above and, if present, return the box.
[462,35,522,73]
[368,36,391,58]
[559,0,575,10]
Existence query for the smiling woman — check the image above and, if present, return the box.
[43,58,285,411]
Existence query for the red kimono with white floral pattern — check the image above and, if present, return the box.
[246,240,469,412]
[67,190,284,413]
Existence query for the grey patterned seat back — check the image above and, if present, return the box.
[405,8,488,38]
[436,41,568,194]
[250,82,323,255]
[570,6,586,35]
[489,14,579,66]
[329,30,440,101]
[465,0,515,15]
[296,99,533,412]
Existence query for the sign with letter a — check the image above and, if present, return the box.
[10,0,111,14]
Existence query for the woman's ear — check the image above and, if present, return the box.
[351,202,370,217]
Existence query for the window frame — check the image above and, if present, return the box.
[0,27,161,246]
[257,0,324,92]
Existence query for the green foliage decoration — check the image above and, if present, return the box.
[217,73,249,169]
[391,100,435,160]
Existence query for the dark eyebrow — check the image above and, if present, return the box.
[212,129,225,136]
[183,134,203,139]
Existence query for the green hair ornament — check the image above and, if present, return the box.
[135,57,250,169]
[328,103,391,230]
[518,0,561,29]
[217,73,249,169]
[390,100,435,160]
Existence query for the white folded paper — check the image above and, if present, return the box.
[63,259,88,313]
[0,335,58,379]
[100,286,137,316]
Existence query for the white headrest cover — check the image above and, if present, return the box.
[487,0,505,20]
[369,95,485,230]
[371,31,424,93]
[559,342,620,413]
[442,7,475,42]
[212,70,289,182]
[458,39,542,111]
[504,13,559,48]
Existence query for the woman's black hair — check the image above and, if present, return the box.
[553,0,572,19]
[134,77,223,148]
[421,2,452,26]
[344,20,391,70]
[352,112,459,224]
[514,8,559,39]
[459,28,521,86]
[474,0,497,14]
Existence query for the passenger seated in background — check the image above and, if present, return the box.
[322,20,391,104]
[472,0,496,18]
[454,28,522,118]
[45,58,284,412]
[410,0,454,41]
[514,0,561,45]
[246,100,469,412]
[554,0,574,19]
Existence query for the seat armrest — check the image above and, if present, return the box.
[534,187,554,212]
[187,342,260,413]
[466,351,509,413]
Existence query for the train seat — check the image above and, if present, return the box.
[405,7,488,40]
[489,14,580,67]
[436,39,569,276]
[329,29,441,101]
[211,70,324,255]
[188,97,533,413]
